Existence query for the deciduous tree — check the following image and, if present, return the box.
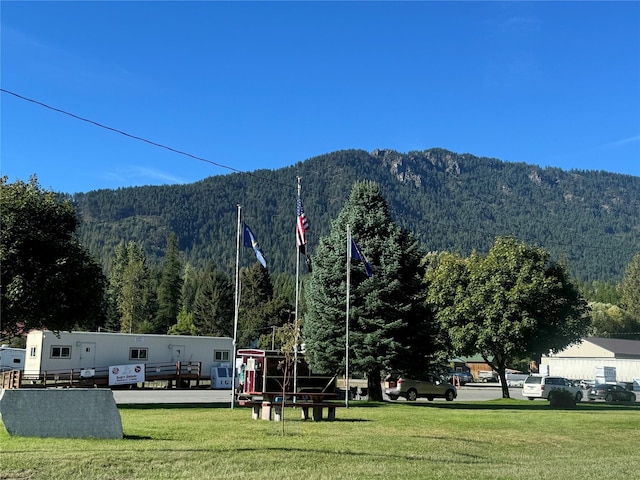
[0,176,106,339]
[425,237,590,398]
[619,253,640,322]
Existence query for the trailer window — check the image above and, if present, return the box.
[214,350,230,362]
[51,346,71,358]
[30,347,37,357]
[130,348,148,360]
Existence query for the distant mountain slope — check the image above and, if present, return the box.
[73,148,640,282]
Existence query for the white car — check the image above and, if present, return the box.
[522,375,583,401]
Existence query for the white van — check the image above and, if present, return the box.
[522,375,583,401]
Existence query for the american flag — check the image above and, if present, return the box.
[296,195,309,247]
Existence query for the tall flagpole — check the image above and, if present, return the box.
[345,224,351,408]
[231,204,242,409]
[293,178,301,396]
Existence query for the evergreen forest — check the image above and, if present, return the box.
[71,148,640,284]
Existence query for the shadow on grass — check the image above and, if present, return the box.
[119,402,231,410]
[118,399,638,413]
[393,399,640,412]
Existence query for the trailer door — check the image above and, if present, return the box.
[171,345,185,363]
[80,343,96,368]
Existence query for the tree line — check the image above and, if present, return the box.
[71,148,640,284]
[3,175,640,400]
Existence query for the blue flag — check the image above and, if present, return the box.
[243,224,267,268]
[351,238,374,278]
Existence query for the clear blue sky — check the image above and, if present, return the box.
[2,1,639,194]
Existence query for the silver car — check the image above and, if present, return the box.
[522,375,583,401]
[384,372,457,401]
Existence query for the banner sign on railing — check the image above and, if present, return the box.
[109,364,145,386]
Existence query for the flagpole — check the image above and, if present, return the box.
[231,204,241,409]
[293,177,302,397]
[345,224,351,408]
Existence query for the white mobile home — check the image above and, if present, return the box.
[0,345,26,372]
[24,330,233,382]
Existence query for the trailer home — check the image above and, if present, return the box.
[0,345,26,372]
[23,330,233,385]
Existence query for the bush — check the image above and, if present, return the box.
[549,389,576,408]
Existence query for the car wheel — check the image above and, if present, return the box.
[605,393,614,403]
[407,389,418,401]
[445,390,455,401]
[575,391,583,402]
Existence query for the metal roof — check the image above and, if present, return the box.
[584,337,640,358]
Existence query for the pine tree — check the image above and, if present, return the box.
[155,232,182,333]
[114,241,154,333]
[193,262,234,337]
[237,262,274,348]
[303,181,428,401]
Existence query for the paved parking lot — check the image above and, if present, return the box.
[112,384,519,404]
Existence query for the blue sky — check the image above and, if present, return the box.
[2,1,639,194]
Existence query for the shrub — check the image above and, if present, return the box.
[549,389,576,408]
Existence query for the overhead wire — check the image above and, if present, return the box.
[0,88,294,191]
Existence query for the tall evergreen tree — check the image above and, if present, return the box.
[237,262,274,348]
[193,262,234,337]
[114,241,154,333]
[180,263,198,314]
[303,181,428,401]
[154,232,182,333]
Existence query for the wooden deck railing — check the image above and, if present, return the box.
[15,361,202,389]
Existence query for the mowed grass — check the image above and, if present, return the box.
[2,399,640,479]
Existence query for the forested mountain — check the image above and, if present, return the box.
[72,148,640,282]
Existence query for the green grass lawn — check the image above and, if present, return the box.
[1,399,639,479]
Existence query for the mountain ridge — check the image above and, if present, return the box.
[73,148,640,282]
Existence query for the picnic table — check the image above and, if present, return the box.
[239,391,341,422]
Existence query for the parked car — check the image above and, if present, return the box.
[384,372,457,401]
[477,370,499,382]
[521,375,583,402]
[448,371,474,385]
[588,384,636,404]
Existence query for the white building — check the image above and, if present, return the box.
[542,337,640,384]
[23,330,233,382]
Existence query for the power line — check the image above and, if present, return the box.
[0,88,294,191]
